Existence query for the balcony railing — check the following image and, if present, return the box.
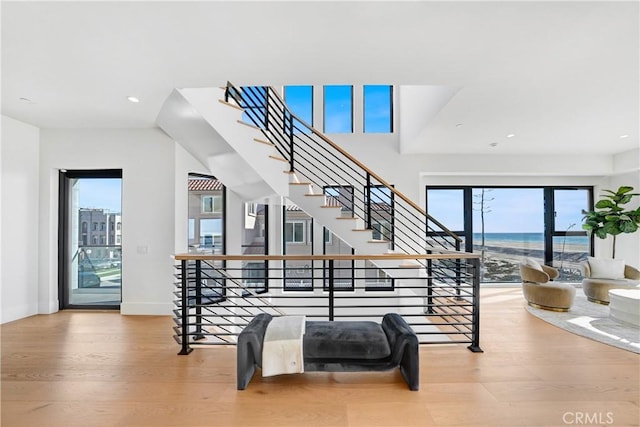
[173,253,482,355]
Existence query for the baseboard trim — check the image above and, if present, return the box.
[120,302,174,315]
[2,304,38,324]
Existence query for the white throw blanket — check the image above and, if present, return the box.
[261,316,306,377]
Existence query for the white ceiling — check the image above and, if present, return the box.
[2,1,638,155]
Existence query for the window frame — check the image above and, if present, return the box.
[363,85,393,133]
[323,85,353,133]
[284,220,306,244]
[202,195,222,214]
[425,185,594,283]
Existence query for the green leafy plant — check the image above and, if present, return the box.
[582,186,640,258]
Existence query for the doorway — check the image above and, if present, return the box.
[59,170,122,309]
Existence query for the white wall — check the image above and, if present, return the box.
[598,151,640,265]
[39,128,176,315]
[1,116,40,323]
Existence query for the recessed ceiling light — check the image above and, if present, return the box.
[489,142,498,147]
[455,123,463,128]
[506,133,515,138]
[620,134,629,139]
[127,96,140,103]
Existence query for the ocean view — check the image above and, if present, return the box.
[473,232,589,246]
[469,232,590,283]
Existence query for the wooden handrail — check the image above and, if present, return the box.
[261,84,462,243]
[174,253,479,261]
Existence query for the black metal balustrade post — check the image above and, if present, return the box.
[366,173,372,230]
[178,260,193,355]
[426,250,434,314]
[288,114,295,173]
[328,259,334,321]
[455,239,462,299]
[264,88,270,131]
[468,257,483,353]
[193,260,205,341]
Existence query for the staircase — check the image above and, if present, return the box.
[158,83,462,264]
[163,83,481,351]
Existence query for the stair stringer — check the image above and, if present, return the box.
[157,88,290,200]
[176,87,290,199]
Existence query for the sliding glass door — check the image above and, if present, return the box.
[426,186,592,283]
[59,170,122,308]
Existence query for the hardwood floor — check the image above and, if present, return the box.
[2,288,639,426]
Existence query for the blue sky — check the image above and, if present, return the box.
[284,85,392,134]
[428,188,587,233]
[77,179,121,212]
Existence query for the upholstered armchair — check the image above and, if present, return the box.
[519,258,576,312]
[581,258,640,304]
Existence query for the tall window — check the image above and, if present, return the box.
[283,206,313,290]
[284,85,313,126]
[188,175,224,253]
[323,85,353,133]
[241,86,268,129]
[364,85,393,133]
[426,186,592,283]
[323,228,354,291]
[242,203,268,294]
[550,188,592,281]
[364,185,394,290]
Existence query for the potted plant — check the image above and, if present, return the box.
[582,186,640,258]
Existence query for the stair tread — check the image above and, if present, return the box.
[304,194,325,197]
[254,138,274,146]
[352,228,373,232]
[290,182,311,186]
[218,99,243,111]
[321,205,342,209]
[237,120,261,130]
[269,155,288,162]
[399,264,422,269]
[368,240,391,243]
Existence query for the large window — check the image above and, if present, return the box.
[426,186,592,283]
[323,85,353,133]
[188,175,225,253]
[242,203,268,294]
[284,85,313,126]
[366,185,394,244]
[364,85,393,133]
[283,206,313,291]
[323,228,354,291]
[241,86,267,128]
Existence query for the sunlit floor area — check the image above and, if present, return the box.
[69,286,121,306]
[2,288,639,427]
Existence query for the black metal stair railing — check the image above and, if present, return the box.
[173,254,482,355]
[223,83,463,258]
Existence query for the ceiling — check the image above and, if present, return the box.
[2,1,638,156]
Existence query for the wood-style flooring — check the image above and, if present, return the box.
[2,288,639,426]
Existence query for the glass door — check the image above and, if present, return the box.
[59,170,122,308]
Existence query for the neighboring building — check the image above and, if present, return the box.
[78,208,121,247]
[188,178,224,253]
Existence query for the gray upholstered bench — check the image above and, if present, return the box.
[237,313,419,391]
